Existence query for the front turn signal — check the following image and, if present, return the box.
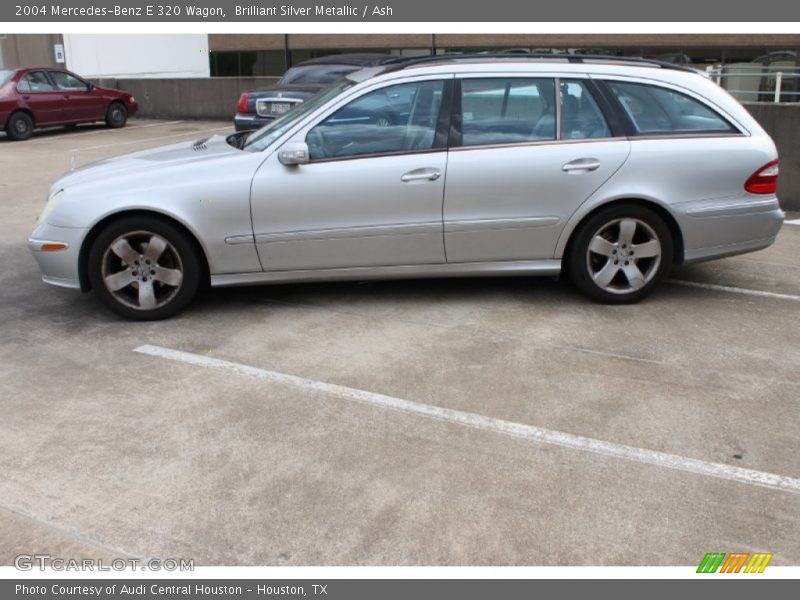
[40,242,68,252]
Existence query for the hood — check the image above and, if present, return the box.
[55,134,240,190]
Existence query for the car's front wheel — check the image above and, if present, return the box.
[567,204,673,304]
[6,111,34,141]
[105,102,128,128]
[88,216,201,320]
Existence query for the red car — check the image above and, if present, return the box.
[0,67,138,141]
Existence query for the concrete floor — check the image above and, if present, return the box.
[1,120,798,566]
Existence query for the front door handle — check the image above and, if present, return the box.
[401,168,441,183]
[562,158,601,172]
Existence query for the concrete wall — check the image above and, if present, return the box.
[64,34,210,78]
[745,103,800,210]
[103,77,280,120]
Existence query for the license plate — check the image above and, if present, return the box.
[270,102,291,114]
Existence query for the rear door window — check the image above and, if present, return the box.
[606,81,736,134]
[18,71,56,93]
[460,78,556,146]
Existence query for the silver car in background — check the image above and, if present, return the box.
[28,55,784,320]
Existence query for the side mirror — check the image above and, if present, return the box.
[278,141,310,166]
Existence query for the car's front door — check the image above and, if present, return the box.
[443,76,631,262]
[49,71,106,122]
[250,77,451,271]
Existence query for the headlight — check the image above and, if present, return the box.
[129,96,135,103]
[38,189,65,223]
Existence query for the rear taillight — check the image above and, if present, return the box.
[236,93,250,114]
[744,159,779,195]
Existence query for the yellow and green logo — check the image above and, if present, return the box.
[697,552,773,573]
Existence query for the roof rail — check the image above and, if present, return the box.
[381,53,699,74]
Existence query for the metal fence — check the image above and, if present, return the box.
[707,65,800,103]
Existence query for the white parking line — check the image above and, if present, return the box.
[134,344,800,496]
[69,119,186,136]
[21,120,186,145]
[668,279,800,302]
[785,218,800,226]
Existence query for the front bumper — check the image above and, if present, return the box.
[28,222,88,290]
[675,196,785,264]
[233,113,275,132]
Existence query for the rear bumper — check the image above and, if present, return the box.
[675,196,784,264]
[234,113,275,132]
[28,222,87,291]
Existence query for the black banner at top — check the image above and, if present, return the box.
[3,0,800,22]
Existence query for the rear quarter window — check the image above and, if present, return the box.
[606,81,737,135]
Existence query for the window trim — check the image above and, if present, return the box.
[596,79,744,138]
[304,78,454,164]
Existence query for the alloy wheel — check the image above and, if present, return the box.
[100,231,184,310]
[585,218,662,294]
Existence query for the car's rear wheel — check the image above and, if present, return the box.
[567,204,673,304]
[88,216,201,320]
[6,111,34,141]
[105,102,128,128]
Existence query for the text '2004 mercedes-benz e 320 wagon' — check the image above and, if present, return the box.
[29,54,784,320]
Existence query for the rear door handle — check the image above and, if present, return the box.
[401,168,441,183]
[562,158,601,172]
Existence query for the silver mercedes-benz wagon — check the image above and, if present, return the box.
[28,55,784,320]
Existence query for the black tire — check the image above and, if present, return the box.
[6,111,34,141]
[105,102,128,128]
[566,204,673,304]
[87,216,202,320]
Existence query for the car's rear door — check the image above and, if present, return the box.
[443,74,631,262]
[16,71,64,125]
[250,76,453,271]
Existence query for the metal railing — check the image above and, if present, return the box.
[707,65,800,103]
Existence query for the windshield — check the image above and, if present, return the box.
[279,64,361,85]
[0,70,14,86]
[244,79,355,152]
